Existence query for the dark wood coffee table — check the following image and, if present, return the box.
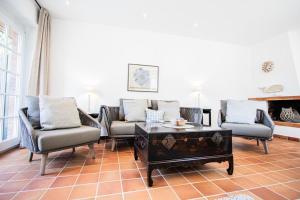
[133,123,233,187]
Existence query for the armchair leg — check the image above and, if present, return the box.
[88,144,96,159]
[256,139,259,146]
[40,153,48,175]
[72,147,75,153]
[111,138,116,151]
[28,152,33,162]
[261,140,269,154]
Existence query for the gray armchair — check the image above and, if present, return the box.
[218,100,274,154]
[100,100,203,151]
[19,107,101,175]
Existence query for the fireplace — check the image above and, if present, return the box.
[249,96,300,128]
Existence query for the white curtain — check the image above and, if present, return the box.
[28,8,51,96]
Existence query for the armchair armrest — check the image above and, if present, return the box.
[259,109,275,132]
[19,108,38,152]
[180,107,202,124]
[78,108,101,129]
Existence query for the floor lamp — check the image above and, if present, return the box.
[192,87,201,108]
[86,86,96,113]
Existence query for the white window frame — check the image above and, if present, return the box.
[0,11,25,152]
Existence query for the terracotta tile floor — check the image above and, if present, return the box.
[0,137,299,200]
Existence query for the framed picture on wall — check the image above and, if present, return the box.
[127,64,159,92]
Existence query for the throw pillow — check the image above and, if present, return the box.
[25,96,41,129]
[157,100,180,121]
[39,96,81,130]
[123,99,148,122]
[226,100,257,124]
[145,108,164,122]
[119,98,150,120]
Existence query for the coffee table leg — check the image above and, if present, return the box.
[147,166,153,187]
[227,156,234,175]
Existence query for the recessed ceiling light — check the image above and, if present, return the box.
[143,13,148,19]
[193,23,199,28]
[66,0,70,6]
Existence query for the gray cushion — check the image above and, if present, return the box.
[221,100,265,123]
[39,96,81,130]
[221,122,272,138]
[151,100,177,110]
[110,121,135,136]
[25,96,40,129]
[36,126,100,152]
[226,100,257,124]
[123,99,148,122]
[119,99,150,120]
[157,100,180,121]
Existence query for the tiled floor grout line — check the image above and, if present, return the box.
[177,169,207,198]
[4,173,298,197]
[10,150,64,200]
[66,150,87,200]
[2,153,298,173]
[1,166,297,196]
[134,149,153,200]
[1,146,295,164]
[7,161,300,182]
[2,155,299,177]
[0,139,299,199]
[266,184,295,200]
[115,143,125,200]
[194,166,300,180]
[161,167,300,199]
[283,182,300,193]
[95,141,105,199]
[157,169,182,200]
[6,151,60,199]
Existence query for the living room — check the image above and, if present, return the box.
[0,0,299,199]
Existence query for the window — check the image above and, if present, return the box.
[0,17,22,143]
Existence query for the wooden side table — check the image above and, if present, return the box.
[202,108,212,126]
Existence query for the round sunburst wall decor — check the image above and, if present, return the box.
[262,61,274,73]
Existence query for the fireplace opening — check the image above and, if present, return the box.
[268,100,300,123]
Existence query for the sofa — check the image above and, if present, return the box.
[100,99,203,151]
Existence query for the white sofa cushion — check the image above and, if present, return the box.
[157,100,180,121]
[123,99,148,122]
[39,96,81,130]
[226,100,257,124]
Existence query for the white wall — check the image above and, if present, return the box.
[288,29,300,87]
[0,0,38,26]
[250,32,300,96]
[50,19,254,125]
[249,32,300,138]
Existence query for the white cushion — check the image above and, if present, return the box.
[123,99,148,122]
[146,109,164,122]
[226,100,257,124]
[39,96,81,130]
[157,101,180,121]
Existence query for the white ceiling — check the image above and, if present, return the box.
[39,0,300,45]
